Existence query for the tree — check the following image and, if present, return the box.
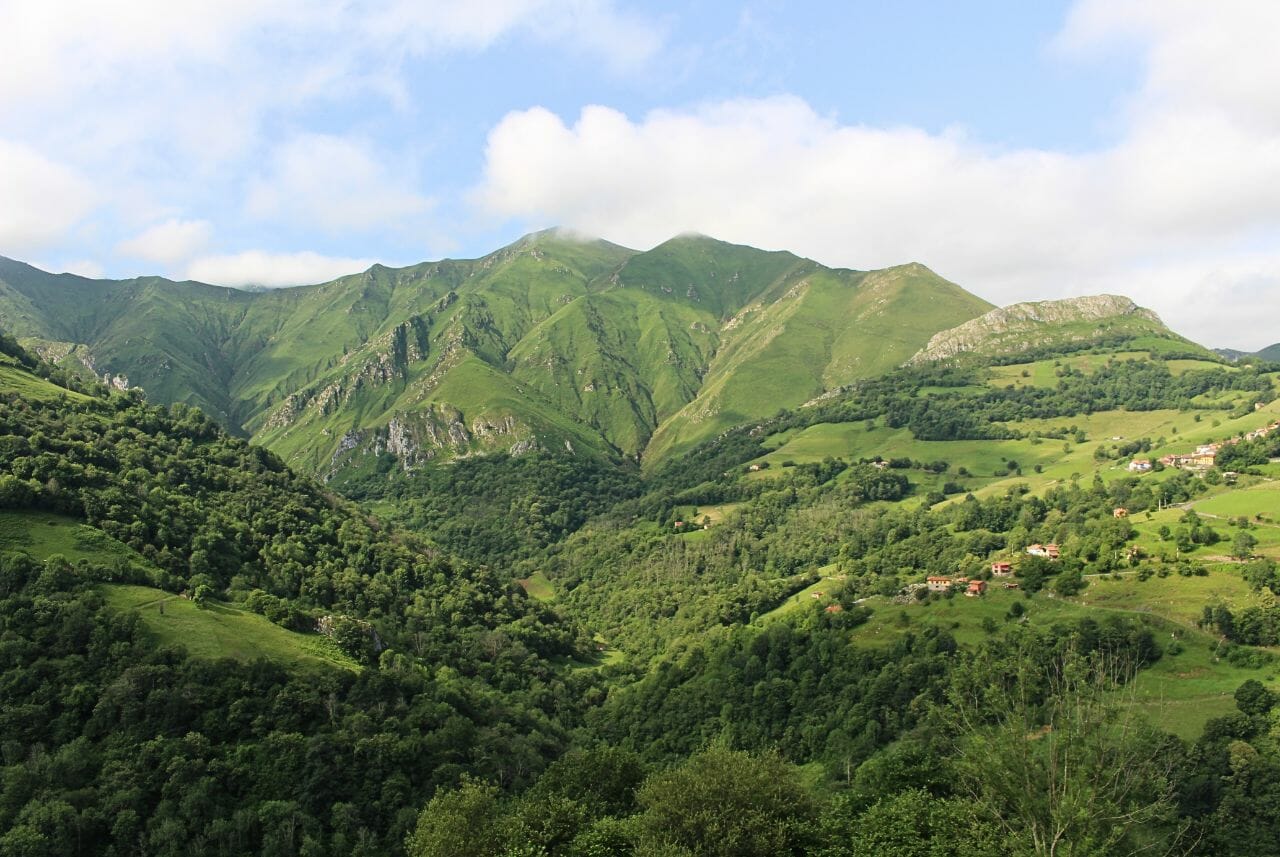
[1234,679,1276,718]
[632,748,819,857]
[944,646,1191,856]
[1232,531,1258,561]
[191,583,212,609]
[823,788,1000,857]
[1053,568,1086,597]
[405,778,503,857]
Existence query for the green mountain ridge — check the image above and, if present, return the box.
[1,234,1193,479]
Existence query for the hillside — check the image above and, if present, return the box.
[0,341,592,853]
[7,312,1280,854]
[907,294,1207,364]
[1,233,992,476]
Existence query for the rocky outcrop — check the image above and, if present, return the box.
[326,405,541,479]
[907,295,1167,364]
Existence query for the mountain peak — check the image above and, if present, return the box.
[908,294,1187,364]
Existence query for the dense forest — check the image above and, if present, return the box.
[5,332,1280,855]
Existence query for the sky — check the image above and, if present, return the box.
[2,1,1279,349]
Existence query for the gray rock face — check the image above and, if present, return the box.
[907,295,1166,364]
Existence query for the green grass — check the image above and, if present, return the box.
[0,359,94,403]
[1122,481,1280,562]
[989,353,1226,390]
[0,510,159,575]
[1077,567,1254,626]
[843,583,1273,739]
[757,565,842,622]
[1193,481,1280,520]
[517,570,557,602]
[643,261,992,466]
[100,584,359,671]
[754,399,1280,507]
[0,511,358,671]
[1126,637,1273,739]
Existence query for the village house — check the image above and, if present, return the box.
[991,561,1013,576]
[1026,543,1060,559]
[824,603,843,614]
[926,576,952,592]
[1113,507,1128,519]
[1128,459,1152,473]
[965,580,987,597]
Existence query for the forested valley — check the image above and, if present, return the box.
[5,326,1280,856]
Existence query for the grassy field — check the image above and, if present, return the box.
[100,584,359,671]
[1120,481,1280,562]
[686,502,742,526]
[754,398,1280,507]
[0,359,95,403]
[517,570,557,601]
[756,565,843,622]
[1193,481,1280,521]
[989,353,1227,390]
[0,511,357,671]
[0,510,160,576]
[841,583,1273,739]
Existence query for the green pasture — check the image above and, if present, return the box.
[100,584,359,671]
[0,360,95,403]
[844,583,1274,739]
[0,510,158,576]
[517,570,557,602]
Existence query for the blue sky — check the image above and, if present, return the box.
[2,0,1279,348]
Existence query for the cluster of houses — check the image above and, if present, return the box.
[1131,418,1280,473]
[925,558,1032,598]
[926,575,989,597]
[922,546,1066,599]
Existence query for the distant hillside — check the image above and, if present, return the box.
[907,295,1209,365]
[1215,345,1280,362]
[1,232,992,475]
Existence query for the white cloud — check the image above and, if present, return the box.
[116,219,213,265]
[57,259,106,279]
[361,0,663,72]
[0,139,97,256]
[246,134,432,233]
[185,250,373,288]
[1069,254,1280,351]
[473,2,1280,349]
[0,0,662,273]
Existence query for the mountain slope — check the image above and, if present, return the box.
[643,259,993,463]
[2,232,995,474]
[907,295,1210,364]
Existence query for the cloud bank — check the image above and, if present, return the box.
[475,0,1280,349]
[0,0,662,283]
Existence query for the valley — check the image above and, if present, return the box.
[3,250,1280,855]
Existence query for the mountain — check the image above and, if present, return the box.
[907,294,1209,364]
[1215,344,1280,362]
[0,232,993,476]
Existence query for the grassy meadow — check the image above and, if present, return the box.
[100,584,359,671]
